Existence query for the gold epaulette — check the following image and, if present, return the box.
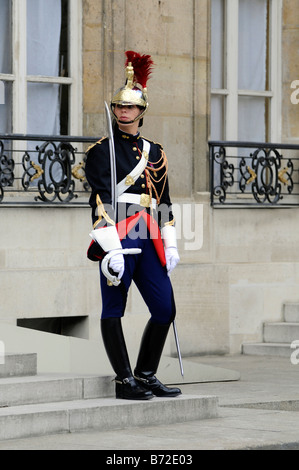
[141,137,163,150]
[85,137,108,154]
[93,194,115,228]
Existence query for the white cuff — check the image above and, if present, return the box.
[161,225,177,249]
[89,225,122,252]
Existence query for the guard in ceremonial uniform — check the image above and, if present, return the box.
[85,51,181,400]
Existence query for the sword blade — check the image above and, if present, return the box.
[173,320,184,377]
[104,101,117,216]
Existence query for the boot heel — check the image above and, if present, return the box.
[115,377,153,400]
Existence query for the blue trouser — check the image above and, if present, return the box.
[100,221,176,324]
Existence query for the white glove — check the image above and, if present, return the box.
[165,247,180,276]
[108,250,125,280]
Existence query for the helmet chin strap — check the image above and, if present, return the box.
[117,118,136,125]
[111,104,147,124]
[116,110,144,125]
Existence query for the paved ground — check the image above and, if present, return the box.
[0,354,299,450]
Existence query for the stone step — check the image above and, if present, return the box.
[0,374,114,407]
[263,323,299,344]
[0,353,37,378]
[284,303,299,323]
[242,342,292,357]
[0,394,218,441]
[242,302,299,358]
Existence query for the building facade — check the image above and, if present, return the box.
[0,0,299,371]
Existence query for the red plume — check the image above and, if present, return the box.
[125,51,154,88]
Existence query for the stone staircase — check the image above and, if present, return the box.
[0,353,219,442]
[243,302,299,357]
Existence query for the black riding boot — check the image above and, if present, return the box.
[134,320,181,397]
[101,318,153,400]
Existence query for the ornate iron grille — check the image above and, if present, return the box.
[0,134,98,204]
[209,141,299,207]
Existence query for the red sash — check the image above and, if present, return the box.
[87,210,166,266]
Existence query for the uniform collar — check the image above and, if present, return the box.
[115,126,141,142]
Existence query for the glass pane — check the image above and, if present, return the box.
[211,95,224,140]
[27,83,61,134]
[27,0,62,76]
[0,0,12,74]
[238,0,268,91]
[238,96,267,142]
[0,81,12,133]
[26,0,69,136]
[27,82,69,135]
[211,0,225,89]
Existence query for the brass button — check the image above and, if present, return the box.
[141,174,145,179]
[140,193,150,207]
[136,156,140,160]
[141,184,146,189]
[133,146,137,151]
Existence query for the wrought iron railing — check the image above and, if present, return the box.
[0,134,98,204]
[209,141,299,207]
[3,136,299,208]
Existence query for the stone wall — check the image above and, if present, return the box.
[1,198,299,359]
[0,207,100,339]
[82,0,210,195]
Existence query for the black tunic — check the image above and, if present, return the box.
[85,126,174,229]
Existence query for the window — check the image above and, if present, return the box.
[0,0,13,133]
[0,0,82,136]
[211,0,282,143]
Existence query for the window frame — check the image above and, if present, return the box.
[211,0,282,143]
[0,0,82,136]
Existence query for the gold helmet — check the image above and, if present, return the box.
[111,51,154,123]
